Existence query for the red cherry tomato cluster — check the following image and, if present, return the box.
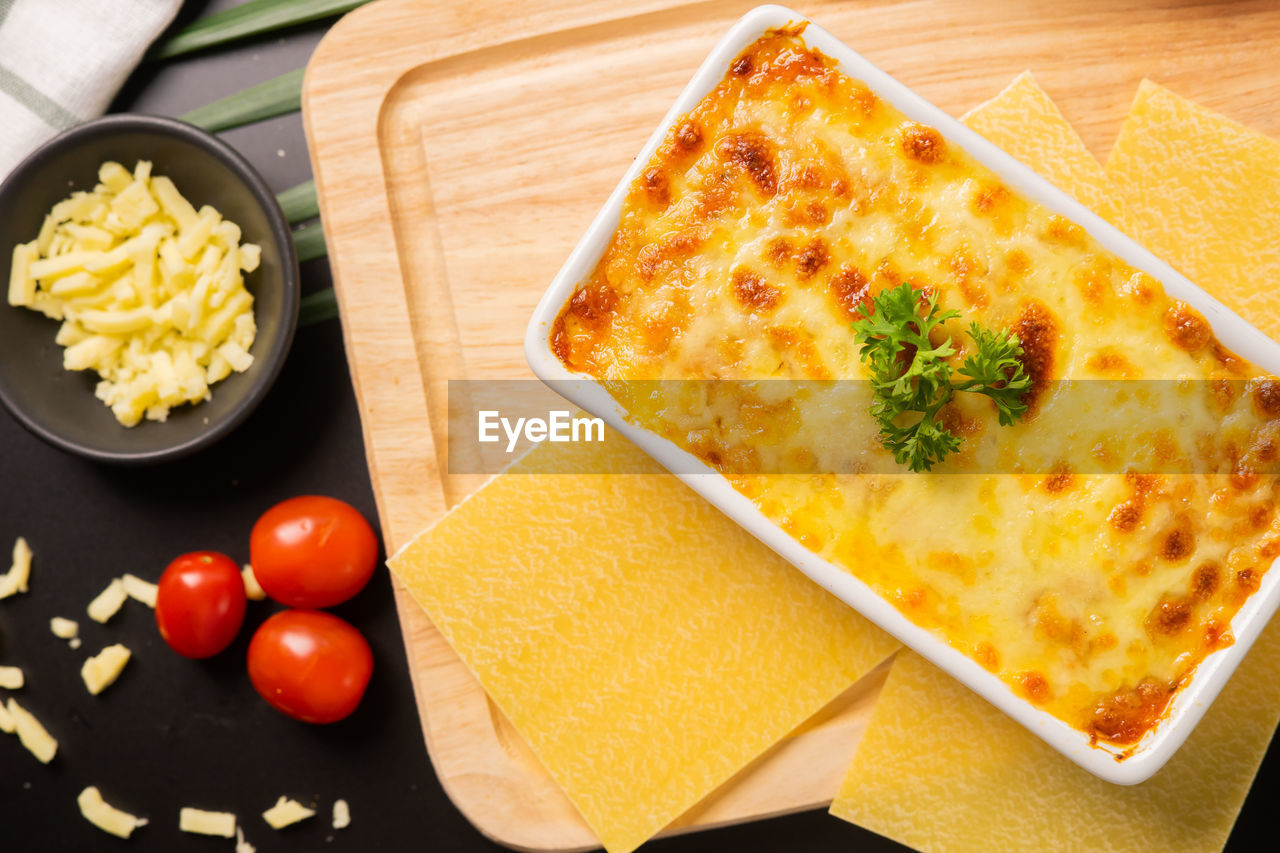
[153,496,378,724]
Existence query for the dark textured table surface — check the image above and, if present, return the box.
[0,2,1275,851]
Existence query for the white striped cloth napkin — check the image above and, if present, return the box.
[0,0,181,180]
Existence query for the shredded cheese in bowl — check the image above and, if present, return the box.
[7,160,259,426]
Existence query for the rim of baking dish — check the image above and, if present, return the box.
[524,4,1280,785]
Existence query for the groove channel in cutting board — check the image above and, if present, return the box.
[304,0,1280,849]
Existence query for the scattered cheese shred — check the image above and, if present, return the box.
[179,807,236,838]
[87,578,127,623]
[241,564,265,601]
[77,786,148,839]
[50,616,79,640]
[262,796,314,829]
[0,701,14,734]
[7,698,57,763]
[0,536,32,599]
[10,536,31,592]
[235,826,256,853]
[81,644,131,695]
[0,665,23,689]
[121,573,158,607]
[331,799,350,830]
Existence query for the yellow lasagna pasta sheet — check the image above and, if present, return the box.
[831,75,1280,853]
[961,71,1118,222]
[834,642,1280,853]
[1107,80,1280,340]
[388,437,898,853]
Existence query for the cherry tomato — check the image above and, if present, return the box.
[155,551,247,659]
[247,610,373,724]
[249,496,378,608]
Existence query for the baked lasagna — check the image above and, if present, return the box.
[551,28,1280,748]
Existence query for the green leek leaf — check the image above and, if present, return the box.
[292,223,327,263]
[181,68,304,133]
[152,0,372,60]
[298,288,338,326]
[276,180,319,224]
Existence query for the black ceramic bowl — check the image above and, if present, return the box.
[0,115,299,464]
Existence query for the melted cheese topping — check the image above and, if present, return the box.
[552,29,1280,747]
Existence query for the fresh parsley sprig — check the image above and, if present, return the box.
[955,322,1032,426]
[851,283,1032,472]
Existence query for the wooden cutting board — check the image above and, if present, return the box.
[302,1,1280,849]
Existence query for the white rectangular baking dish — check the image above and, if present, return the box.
[524,4,1280,784]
